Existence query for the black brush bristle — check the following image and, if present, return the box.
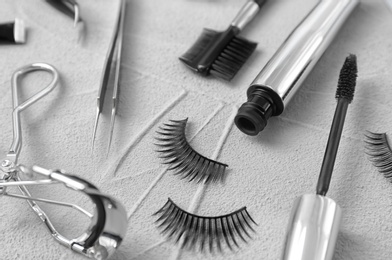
[210,36,257,81]
[179,26,257,81]
[180,29,219,70]
[335,54,358,103]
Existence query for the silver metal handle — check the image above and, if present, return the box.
[251,0,359,107]
[282,194,342,260]
[231,0,261,31]
[8,63,59,163]
[5,165,128,260]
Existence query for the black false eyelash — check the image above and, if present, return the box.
[154,198,257,253]
[155,118,228,184]
[364,131,392,179]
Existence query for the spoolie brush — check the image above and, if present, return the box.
[316,53,357,196]
[179,0,266,81]
[282,54,358,260]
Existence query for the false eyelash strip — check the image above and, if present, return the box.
[154,198,257,252]
[364,131,392,179]
[155,118,228,184]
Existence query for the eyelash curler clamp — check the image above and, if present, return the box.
[0,63,128,259]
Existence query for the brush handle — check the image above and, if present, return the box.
[316,98,349,196]
[231,0,265,31]
[282,194,342,260]
[0,22,15,43]
[254,0,267,7]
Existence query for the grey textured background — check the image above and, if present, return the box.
[1,0,392,259]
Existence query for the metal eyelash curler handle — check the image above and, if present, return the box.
[0,63,128,259]
[7,63,59,164]
[230,0,267,31]
[0,165,128,259]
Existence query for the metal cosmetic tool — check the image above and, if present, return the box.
[0,63,128,259]
[281,55,358,260]
[92,0,126,153]
[46,0,82,27]
[235,0,359,136]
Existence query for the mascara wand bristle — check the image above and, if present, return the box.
[316,54,358,196]
[335,54,357,102]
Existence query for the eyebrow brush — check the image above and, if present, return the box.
[282,54,358,260]
[179,0,266,81]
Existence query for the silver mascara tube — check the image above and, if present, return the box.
[234,0,358,136]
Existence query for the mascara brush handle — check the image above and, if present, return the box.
[231,0,266,31]
[316,98,349,196]
[282,194,342,260]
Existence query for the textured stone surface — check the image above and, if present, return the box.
[1,0,392,259]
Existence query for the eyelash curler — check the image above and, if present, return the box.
[0,63,128,260]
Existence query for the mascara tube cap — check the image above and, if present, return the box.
[235,86,283,136]
[281,194,342,260]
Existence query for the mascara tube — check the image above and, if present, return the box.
[235,0,358,136]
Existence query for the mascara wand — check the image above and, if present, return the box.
[282,54,358,260]
[317,54,357,196]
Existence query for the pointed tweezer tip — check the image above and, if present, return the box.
[106,104,117,156]
[91,110,100,152]
[91,134,96,154]
[106,137,113,157]
[105,147,110,158]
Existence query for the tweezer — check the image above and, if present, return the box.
[92,0,126,153]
